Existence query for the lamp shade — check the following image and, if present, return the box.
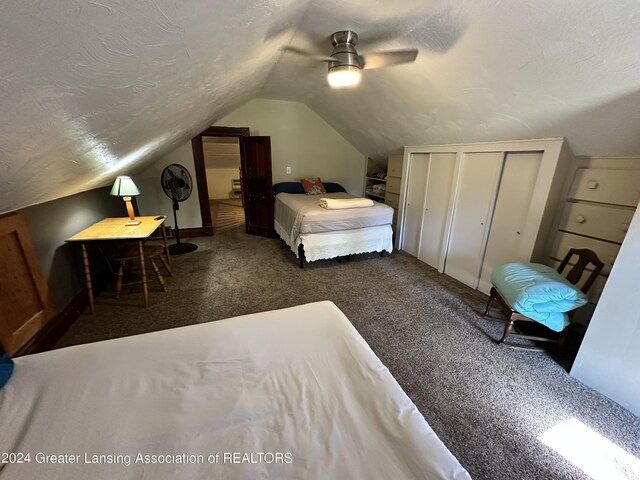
[110,176,140,197]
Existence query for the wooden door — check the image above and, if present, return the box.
[444,152,503,288]
[477,151,542,293]
[0,212,56,355]
[417,152,456,269]
[402,153,429,256]
[240,136,274,237]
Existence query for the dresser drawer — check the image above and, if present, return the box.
[558,202,634,243]
[384,192,399,210]
[550,232,620,275]
[388,155,403,177]
[569,168,640,206]
[387,176,402,195]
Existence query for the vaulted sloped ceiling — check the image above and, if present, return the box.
[263,0,640,158]
[2,0,640,214]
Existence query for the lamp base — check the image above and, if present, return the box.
[125,219,141,226]
[169,243,198,255]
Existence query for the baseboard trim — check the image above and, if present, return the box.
[15,271,112,357]
[15,288,88,356]
[177,226,213,238]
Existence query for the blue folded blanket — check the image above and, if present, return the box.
[0,353,14,389]
[491,262,588,332]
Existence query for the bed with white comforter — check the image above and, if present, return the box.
[0,301,469,480]
[274,192,394,263]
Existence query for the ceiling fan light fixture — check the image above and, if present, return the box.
[327,65,362,88]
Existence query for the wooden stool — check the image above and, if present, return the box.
[113,244,171,305]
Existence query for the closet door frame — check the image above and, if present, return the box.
[397,138,570,273]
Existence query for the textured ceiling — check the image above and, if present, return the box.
[2,0,640,214]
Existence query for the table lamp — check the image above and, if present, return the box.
[110,176,141,226]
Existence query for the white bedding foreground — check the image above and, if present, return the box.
[0,302,469,480]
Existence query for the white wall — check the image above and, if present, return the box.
[135,99,366,228]
[216,98,366,195]
[571,201,640,417]
[135,141,202,229]
[206,168,239,199]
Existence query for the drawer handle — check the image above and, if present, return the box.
[621,223,629,232]
[575,215,586,224]
[587,180,599,189]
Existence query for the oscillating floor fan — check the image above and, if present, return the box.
[161,164,198,255]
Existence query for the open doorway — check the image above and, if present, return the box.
[202,136,244,232]
[192,126,249,235]
[192,126,274,237]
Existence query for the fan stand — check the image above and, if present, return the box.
[169,200,198,255]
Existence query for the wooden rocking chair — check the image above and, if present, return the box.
[483,248,604,350]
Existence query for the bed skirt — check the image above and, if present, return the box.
[275,221,393,262]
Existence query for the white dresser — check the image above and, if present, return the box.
[384,154,403,231]
[549,156,640,306]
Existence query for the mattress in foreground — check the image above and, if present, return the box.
[0,301,469,479]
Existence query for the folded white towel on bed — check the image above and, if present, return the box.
[319,197,375,209]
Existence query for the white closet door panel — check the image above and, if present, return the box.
[478,151,542,294]
[444,152,502,288]
[417,152,456,269]
[402,153,430,256]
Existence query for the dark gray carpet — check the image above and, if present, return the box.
[56,226,640,480]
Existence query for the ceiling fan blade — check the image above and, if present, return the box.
[281,45,334,62]
[360,49,419,70]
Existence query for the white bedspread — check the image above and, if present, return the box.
[275,192,393,245]
[0,302,469,480]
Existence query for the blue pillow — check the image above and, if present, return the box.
[273,182,305,195]
[273,181,347,195]
[0,354,14,389]
[323,182,347,193]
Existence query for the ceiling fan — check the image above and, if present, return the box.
[283,30,418,88]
